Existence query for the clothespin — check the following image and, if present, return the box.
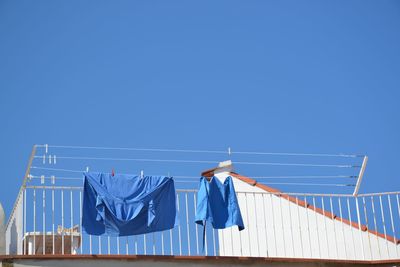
[86,166,89,172]
[51,175,55,185]
[48,155,52,164]
[40,175,45,184]
[53,155,57,165]
[228,147,231,156]
[140,170,144,179]
[111,168,115,177]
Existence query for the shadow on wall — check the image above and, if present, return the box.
[8,219,17,255]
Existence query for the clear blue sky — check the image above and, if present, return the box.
[0,0,399,217]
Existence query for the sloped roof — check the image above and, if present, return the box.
[201,168,399,245]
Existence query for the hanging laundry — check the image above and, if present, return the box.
[195,176,245,231]
[82,172,177,236]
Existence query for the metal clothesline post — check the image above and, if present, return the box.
[353,156,368,196]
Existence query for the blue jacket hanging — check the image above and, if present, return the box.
[82,172,177,236]
[195,176,245,231]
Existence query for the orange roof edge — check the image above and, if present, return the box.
[229,172,400,245]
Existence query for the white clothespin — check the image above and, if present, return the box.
[28,174,33,181]
[49,155,52,164]
[53,155,57,164]
[40,175,45,184]
[45,144,48,154]
[228,147,231,156]
[140,170,144,179]
[51,175,55,185]
[86,166,89,172]
[43,155,46,164]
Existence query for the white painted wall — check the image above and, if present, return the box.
[215,172,400,260]
[0,203,5,254]
[5,192,23,255]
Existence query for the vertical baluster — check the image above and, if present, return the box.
[379,195,390,257]
[387,195,398,256]
[312,197,321,258]
[347,197,356,259]
[355,197,365,260]
[287,195,295,257]
[329,197,338,258]
[204,222,208,256]
[143,234,146,255]
[117,236,120,255]
[152,233,156,255]
[220,226,225,255]
[126,236,129,255]
[337,197,347,259]
[370,196,381,259]
[279,195,286,257]
[98,236,101,255]
[270,193,277,257]
[193,193,199,255]
[212,229,216,256]
[89,235,92,254]
[296,197,304,258]
[304,196,312,258]
[70,190,73,255]
[161,231,165,256]
[237,193,242,256]
[230,225,233,256]
[185,192,191,255]
[23,189,26,255]
[107,236,110,255]
[321,197,330,258]
[33,188,36,255]
[253,193,260,257]
[79,191,83,255]
[262,194,269,257]
[362,196,373,259]
[245,192,251,256]
[134,235,138,255]
[61,189,64,255]
[169,229,173,255]
[42,188,45,255]
[177,193,182,256]
[396,194,400,258]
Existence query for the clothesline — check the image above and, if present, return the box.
[28,174,356,187]
[29,176,196,183]
[35,144,364,158]
[28,174,356,180]
[30,166,357,179]
[33,156,359,168]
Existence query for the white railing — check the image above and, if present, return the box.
[4,145,399,260]
[5,185,400,260]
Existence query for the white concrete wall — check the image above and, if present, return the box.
[5,192,23,255]
[215,172,400,260]
[0,203,5,255]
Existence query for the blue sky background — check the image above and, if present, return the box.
[0,0,400,217]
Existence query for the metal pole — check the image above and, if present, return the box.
[353,156,368,196]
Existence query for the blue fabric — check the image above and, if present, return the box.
[195,176,245,231]
[82,172,177,236]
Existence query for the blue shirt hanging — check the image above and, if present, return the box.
[195,176,245,231]
[82,172,177,236]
